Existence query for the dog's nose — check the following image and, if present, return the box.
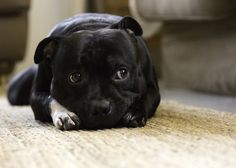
[91,100,112,116]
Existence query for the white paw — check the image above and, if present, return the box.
[50,99,80,130]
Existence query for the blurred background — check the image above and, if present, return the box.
[0,0,235,112]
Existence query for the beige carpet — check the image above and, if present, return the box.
[0,97,235,168]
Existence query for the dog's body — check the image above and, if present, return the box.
[7,13,160,130]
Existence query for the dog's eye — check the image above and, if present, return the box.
[113,68,129,81]
[68,72,81,84]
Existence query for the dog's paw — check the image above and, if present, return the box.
[51,111,80,130]
[120,111,146,128]
[50,99,80,130]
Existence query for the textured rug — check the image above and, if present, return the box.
[0,97,235,168]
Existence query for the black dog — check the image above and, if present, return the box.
[7,13,160,130]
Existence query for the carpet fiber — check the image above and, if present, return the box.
[0,97,235,168]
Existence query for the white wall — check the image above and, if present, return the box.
[15,0,86,73]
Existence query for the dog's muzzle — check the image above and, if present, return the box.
[79,99,119,129]
[90,100,112,117]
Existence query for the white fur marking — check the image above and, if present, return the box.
[50,99,79,130]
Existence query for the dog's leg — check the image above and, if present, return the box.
[30,91,80,130]
[50,99,80,130]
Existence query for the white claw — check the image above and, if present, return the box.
[68,118,76,126]
[56,119,63,128]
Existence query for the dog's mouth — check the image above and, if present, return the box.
[78,117,121,130]
[80,114,122,130]
[75,106,128,130]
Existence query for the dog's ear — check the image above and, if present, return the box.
[110,16,143,36]
[144,65,161,118]
[140,48,161,118]
[34,37,62,64]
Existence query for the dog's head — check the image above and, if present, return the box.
[34,17,160,129]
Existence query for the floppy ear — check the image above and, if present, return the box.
[34,37,62,64]
[110,16,143,36]
[145,65,161,118]
[140,44,161,118]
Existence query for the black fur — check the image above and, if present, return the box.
[7,13,160,129]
